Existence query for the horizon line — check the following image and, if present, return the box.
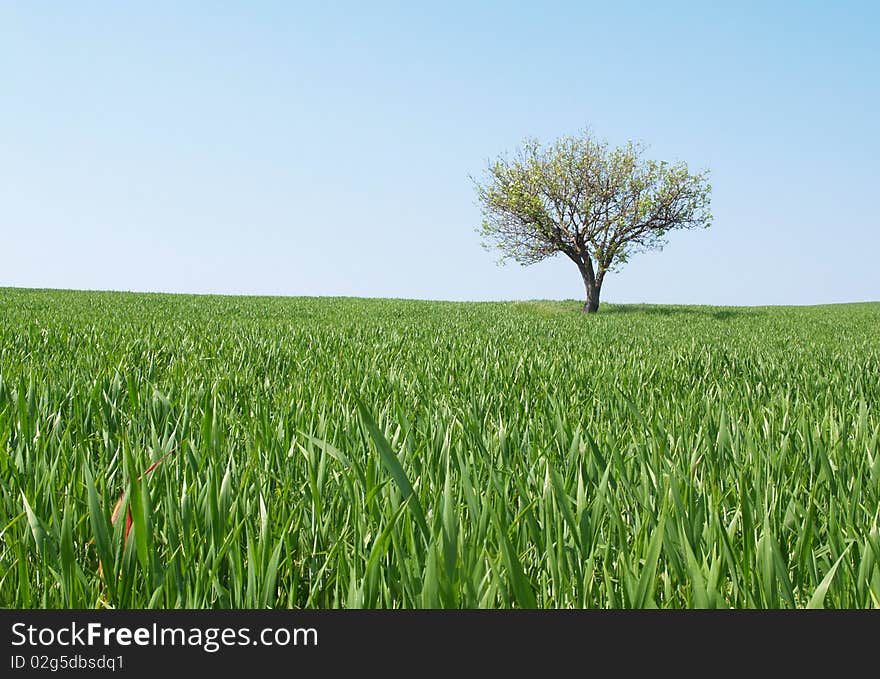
[2,285,878,309]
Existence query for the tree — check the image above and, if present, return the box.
[473,130,712,313]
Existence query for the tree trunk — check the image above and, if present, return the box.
[583,283,601,313]
[579,265,602,314]
[573,255,603,314]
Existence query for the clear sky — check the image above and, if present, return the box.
[2,2,878,305]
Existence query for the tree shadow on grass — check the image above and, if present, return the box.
[601,304,763,321]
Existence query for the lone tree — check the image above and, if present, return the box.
[474,130,712,312]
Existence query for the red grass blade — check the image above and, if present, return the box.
[99,448,176,585]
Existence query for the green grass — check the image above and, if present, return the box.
[1,287,879,608]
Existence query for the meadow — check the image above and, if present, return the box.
[1,287,878,608]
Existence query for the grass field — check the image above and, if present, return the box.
[1,287,879,608]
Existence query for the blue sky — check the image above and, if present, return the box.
[2,1,878,305]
